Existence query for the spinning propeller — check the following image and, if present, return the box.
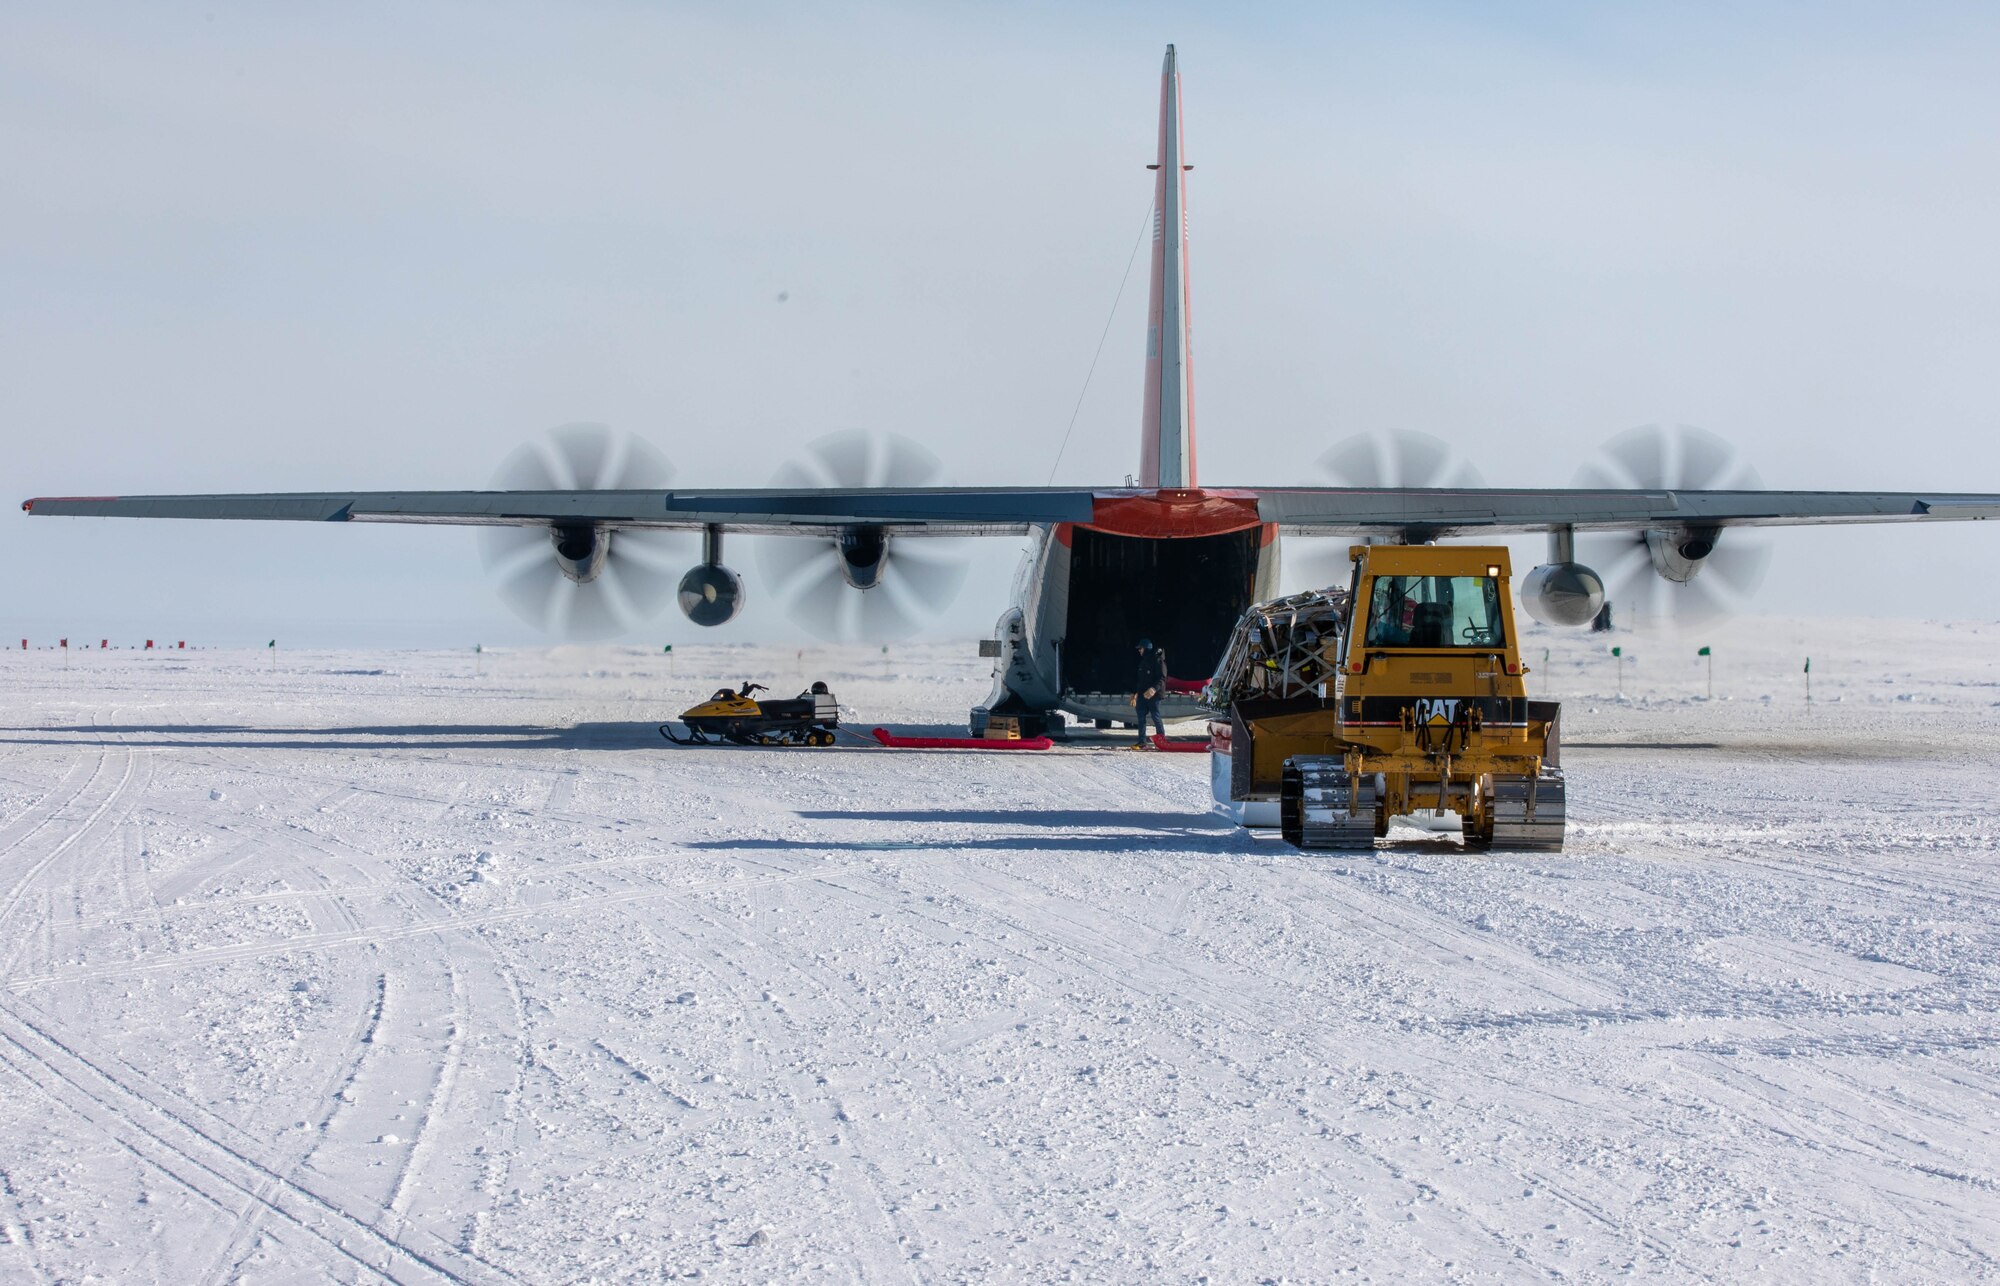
[480,423,691,640]
[1290,430,1486,588]
[1573,424,1772,628]
[756,430,971,639]
[1319,429,1486,491]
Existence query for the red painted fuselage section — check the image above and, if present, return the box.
[1059,489,1271,546]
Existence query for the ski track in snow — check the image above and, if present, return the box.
[0,619,1996,1282]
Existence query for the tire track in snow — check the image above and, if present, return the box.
[382,955,473,1240]
[40,747,531,1281]
[744,855,1030,1267]
[186,783,529,1269]
[0,748,145,980]
[0,747,137,976]
[1283,856,1628,1012]
[0,1151,54,1286]
[8,861,872,993]
[65,841,745,934]
[775,855,1511,1273]
[0,999,498,1285]
[2,739,393,1284]
[621,875,924,1284]
[192,864,384,1286]
[33,758,160,1027]
[0,748,105,858]
[855,855,1695,1278]
[1488,804,2000,1222]
[1292,856,1973,1275]
[269,768,570,1262]
[1656,1047,2000,1263]
[32,749,511,1284]
[583,844,1043,1281]
[1325,849,1993,1270]
[246,745,537,1264]
[205,753,707,841]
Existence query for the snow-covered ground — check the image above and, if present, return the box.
[0,617,1995,1284]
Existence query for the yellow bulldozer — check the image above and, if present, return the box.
[1205,544,1564,851]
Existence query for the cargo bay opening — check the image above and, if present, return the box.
[1059,526,1263,694]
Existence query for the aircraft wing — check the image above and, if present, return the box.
[21,486,2000,538]
[1256,488,2000,537]
[19,489,1100,536]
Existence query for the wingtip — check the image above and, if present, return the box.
[22,496,121,514]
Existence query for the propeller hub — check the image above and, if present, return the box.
[1520,562,1606,628]
[550,523,608,584]
[1572,426,1772,628]
[678,563,746,626]
[838,527,889,590]
[757,430,970,639]
[481,424,688,640]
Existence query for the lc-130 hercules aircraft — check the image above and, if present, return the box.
[23,46,2000,736]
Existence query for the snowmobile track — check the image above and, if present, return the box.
[0,1000,511,1285]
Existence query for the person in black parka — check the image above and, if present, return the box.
[1133,637,1168,746]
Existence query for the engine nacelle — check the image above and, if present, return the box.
[678,562,745,626]
[838,526,889,590]
[550,523,608,584]
[1520,561,1606,627]
[1644,527,1718,585]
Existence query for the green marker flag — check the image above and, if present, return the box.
[1803,657,1811,673]
[1611,646,1622,657]
[475,643,482,653]
[1697,646,1711,657]
[267,640,275,648]
[663,644,673,654]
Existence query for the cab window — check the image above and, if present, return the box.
[1363,575,1504,648]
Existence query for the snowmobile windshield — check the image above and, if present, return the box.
[1363,575,1505,649]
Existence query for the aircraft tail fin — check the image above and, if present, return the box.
[1140,44,1195,489]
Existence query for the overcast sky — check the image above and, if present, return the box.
[5,2,1998,647]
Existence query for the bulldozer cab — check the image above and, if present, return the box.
[1361,573,1505,649]
[1343,545,1527,705]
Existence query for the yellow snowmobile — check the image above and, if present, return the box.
[661,681,841,747]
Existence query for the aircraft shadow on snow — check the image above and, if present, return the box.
[684,832,1243,855]
[796,807,1236,831]
[0,722,670,751]
[0,721,1200,757]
